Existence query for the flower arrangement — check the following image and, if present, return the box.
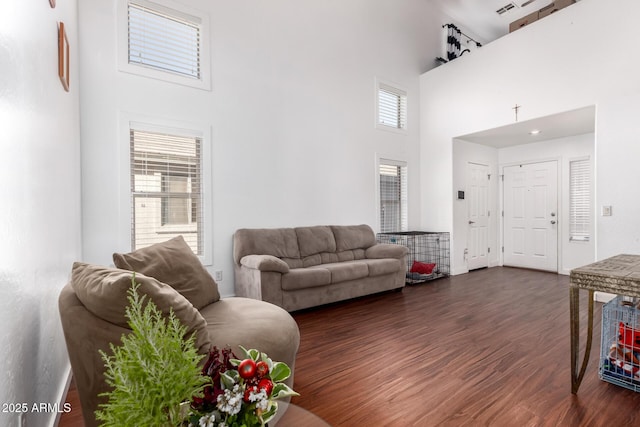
[188,346,299,427]
[96,278,298,427]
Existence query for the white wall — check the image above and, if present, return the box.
[420,0,640,274]
[0,2,81,427]
[79,0,445,296]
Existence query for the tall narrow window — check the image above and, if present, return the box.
[128,1,201,79]
[379,160,408,233]
[569,158,590,242]
[130,128,202,254]
[377,82,407,131]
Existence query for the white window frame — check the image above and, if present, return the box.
[117,0,211,90]
[569,156,591,242]
[376,156,408,233]
[119,113,213,265]
[375,78,407,133]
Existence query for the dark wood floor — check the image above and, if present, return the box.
[58,267,640,426]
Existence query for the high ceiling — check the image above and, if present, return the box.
[432,0,567,44]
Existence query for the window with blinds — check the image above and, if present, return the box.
[130,128,202,254]
[379,161,408,233]
[377,82,407,131]
[128,1,201,79]
[569,158,590,242]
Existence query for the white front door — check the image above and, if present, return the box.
[467,162,489,270]
[503,161,558,272]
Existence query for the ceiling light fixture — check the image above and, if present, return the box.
[530,129,541,135]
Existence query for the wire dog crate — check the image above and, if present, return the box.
[376,231,450,284]
[600,295,640,392]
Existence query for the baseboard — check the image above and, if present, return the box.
[50,363,72,427]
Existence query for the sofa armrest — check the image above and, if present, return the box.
[366,244,408,259]
[240,255,290,273]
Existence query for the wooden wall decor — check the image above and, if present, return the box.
[58,22,69,92]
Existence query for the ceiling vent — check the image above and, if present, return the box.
[520,0,538,7]
[496,2,518,15]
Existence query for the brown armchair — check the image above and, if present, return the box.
[59,236,300,427]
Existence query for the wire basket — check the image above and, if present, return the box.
[599,295,640,392]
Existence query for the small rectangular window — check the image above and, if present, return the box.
[118,0,210,90]
[569,158,590,242]
[130,128,203,254]
[377,82,407,131]
[379,160,408,233]
[128,1,201,78]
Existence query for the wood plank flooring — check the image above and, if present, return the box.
[58,267,640,426]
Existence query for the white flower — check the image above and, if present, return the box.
[198,413,216,427]
[249,389,269,411]
[217,384,243,415]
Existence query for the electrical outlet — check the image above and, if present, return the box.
[602,205,612,216]
[214,270,223,282]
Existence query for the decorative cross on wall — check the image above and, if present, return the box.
[513,104,521,122]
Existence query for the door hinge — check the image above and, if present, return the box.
[501,175,504,181]
[488,210,491,217]
[501,210,504,217]
[488,247,491,253]
[501,246,504,253]
[487,173,491,180]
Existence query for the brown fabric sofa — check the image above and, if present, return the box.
[233,224,408,311]
[59,236,300,427]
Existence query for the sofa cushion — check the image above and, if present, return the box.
[295,226,336,257]
[233,228,300,264]
[331,224,376,251]
[281,268,331,291]
[113,236,220,310]
[70,262,211,353]
[336,249,366,262]
[313,261,369,283]
[365,258,403,276]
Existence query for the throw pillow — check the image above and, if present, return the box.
[113,236,220,310]
[70,262,211,353]
[410,261,436,275]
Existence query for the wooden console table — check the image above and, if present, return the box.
[569,254,640,393]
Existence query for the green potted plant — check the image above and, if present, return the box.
[96,280,207,426]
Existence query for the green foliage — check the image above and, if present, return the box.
[95,277,207,427]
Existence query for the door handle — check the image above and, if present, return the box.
[469,220,475,224]
[551,220,556,225]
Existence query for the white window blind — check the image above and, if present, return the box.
[130,129,202,254]
[378,83,407,130]
[569,158,590,242]
[128,1,201,79]
[379,161,408,233]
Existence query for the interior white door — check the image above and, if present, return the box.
[503,161,558,272]
[467,162,489,270]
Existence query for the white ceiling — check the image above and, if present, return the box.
[456,106,595,148]
[431,0,560,44]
